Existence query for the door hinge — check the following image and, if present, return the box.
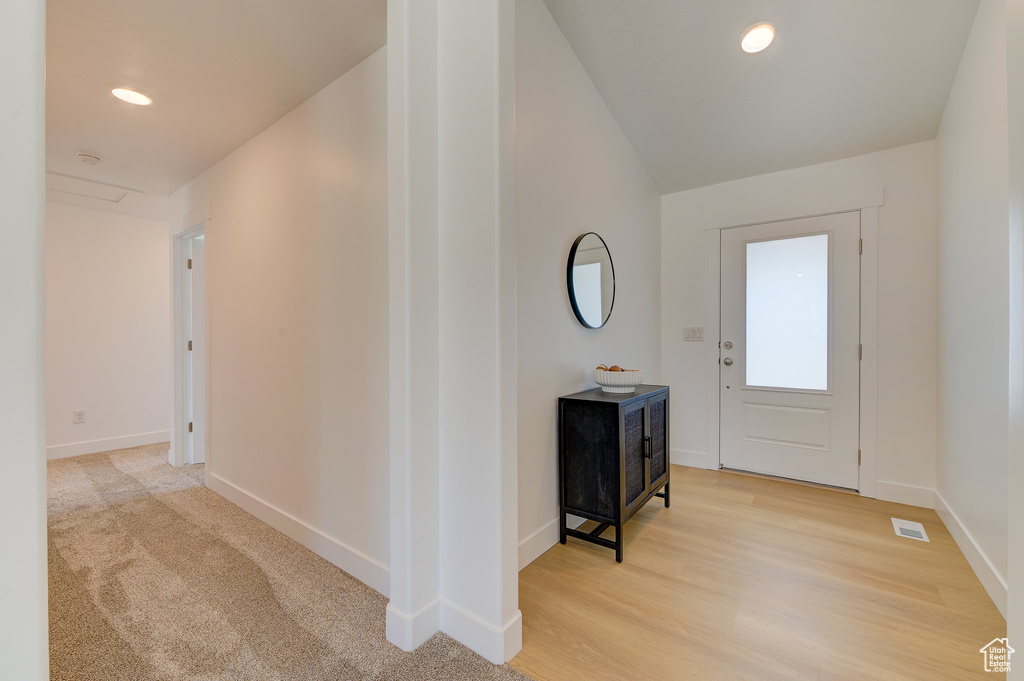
[859,238,863,255]
[858,449,862,465]
[188,422,193,433]
[858,344,863,360]
[187,258,192,269]
[188,340,192,351]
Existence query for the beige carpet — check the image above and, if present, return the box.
[48,443,533,681]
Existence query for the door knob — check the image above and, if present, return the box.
[723,357,733,366]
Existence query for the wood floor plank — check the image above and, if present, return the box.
[511,465,1006,681]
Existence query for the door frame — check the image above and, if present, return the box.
[170,221,208,468]
[702,187,881,498]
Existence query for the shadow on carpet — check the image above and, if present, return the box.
[48,443,532,681]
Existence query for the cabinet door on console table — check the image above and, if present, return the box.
[623,390,669,510]
[558,385,670,562]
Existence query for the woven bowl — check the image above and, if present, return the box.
[593,368,644,393]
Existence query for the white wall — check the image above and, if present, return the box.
[661,140,940,505]
[0,0,47,676]
[170,48,390,593]
[45,202,171,459]
[936,0,1010,616]
[515,0,662,569]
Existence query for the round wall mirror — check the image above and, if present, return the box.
[567,232,615,329]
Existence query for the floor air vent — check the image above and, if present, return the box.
[891,518,929,542]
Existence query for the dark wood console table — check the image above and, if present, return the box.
[558,385,670,562]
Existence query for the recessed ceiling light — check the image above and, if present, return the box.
[111,88,152,106]
[741,23,775,53]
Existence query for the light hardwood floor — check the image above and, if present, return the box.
[511,465,1005,681]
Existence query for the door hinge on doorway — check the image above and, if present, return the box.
[188,340,192,351]
[187,259,192,269]
[859,238,863,255]
[188,422,193,433]
[858,449,862,465]
[858,344,863,360]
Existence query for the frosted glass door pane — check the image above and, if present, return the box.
[746,234,828,390]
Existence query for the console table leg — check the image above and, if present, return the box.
[559,514,567,544]
[664,482,670,508]
[615,524,623,563]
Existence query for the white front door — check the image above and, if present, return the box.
[189,236,206,465]
[720,212,860,489]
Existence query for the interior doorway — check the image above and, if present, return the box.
[719,211,861,489]
[171,224,207,467]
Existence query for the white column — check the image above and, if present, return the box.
[387,0,443,651]
[388,0,520,664]
[435,0,520,663]
[1006,0,1024,676]
[0,0,48,678]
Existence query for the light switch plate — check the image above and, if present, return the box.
[682,327,704,341]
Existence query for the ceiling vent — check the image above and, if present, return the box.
[45,172,141,204]
[891,518,929,542]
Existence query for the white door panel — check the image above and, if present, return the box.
[742,402,830,450]
[720,212,860,489]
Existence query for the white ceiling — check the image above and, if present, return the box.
[542,0,981,194]
[46,0,980,213]
[46,0,385,206]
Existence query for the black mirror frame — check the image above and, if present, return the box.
[566,232,616,329]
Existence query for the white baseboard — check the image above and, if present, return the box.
[46,430,170,460]
[386,599,523,664]
[440,600,522,664]
[386,600,439,652]
[873,480,936,509]
[206,472,390,597]
[934,489,1007,618]
[518,515,584,570]
[672,448,712,469]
